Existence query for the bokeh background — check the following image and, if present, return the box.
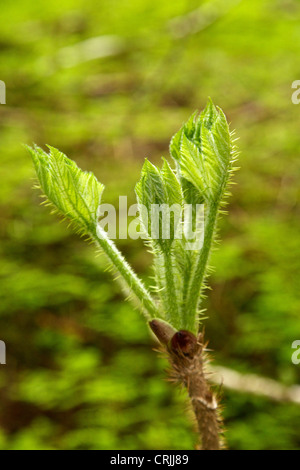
[1,0,300,450]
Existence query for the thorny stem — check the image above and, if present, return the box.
[150,320,223,450]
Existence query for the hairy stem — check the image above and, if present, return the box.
[163,250,180,327]
[94,225,159,319]
[186,201,219,328]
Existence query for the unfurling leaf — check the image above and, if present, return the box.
[169,99,235,205]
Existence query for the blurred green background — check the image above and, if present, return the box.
[1,0,300,450]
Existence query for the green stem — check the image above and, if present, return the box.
[163,250,180,327]
[94,225,159,319]
[185,201,219,330]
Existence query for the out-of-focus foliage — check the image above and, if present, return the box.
[0,0,300,450]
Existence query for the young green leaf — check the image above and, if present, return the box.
[170,100,233,205]
[135,158,183,249]
[168,100,238,331]
[28,145,160,321]
[135,158,184,328]
[28,145,104,234]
